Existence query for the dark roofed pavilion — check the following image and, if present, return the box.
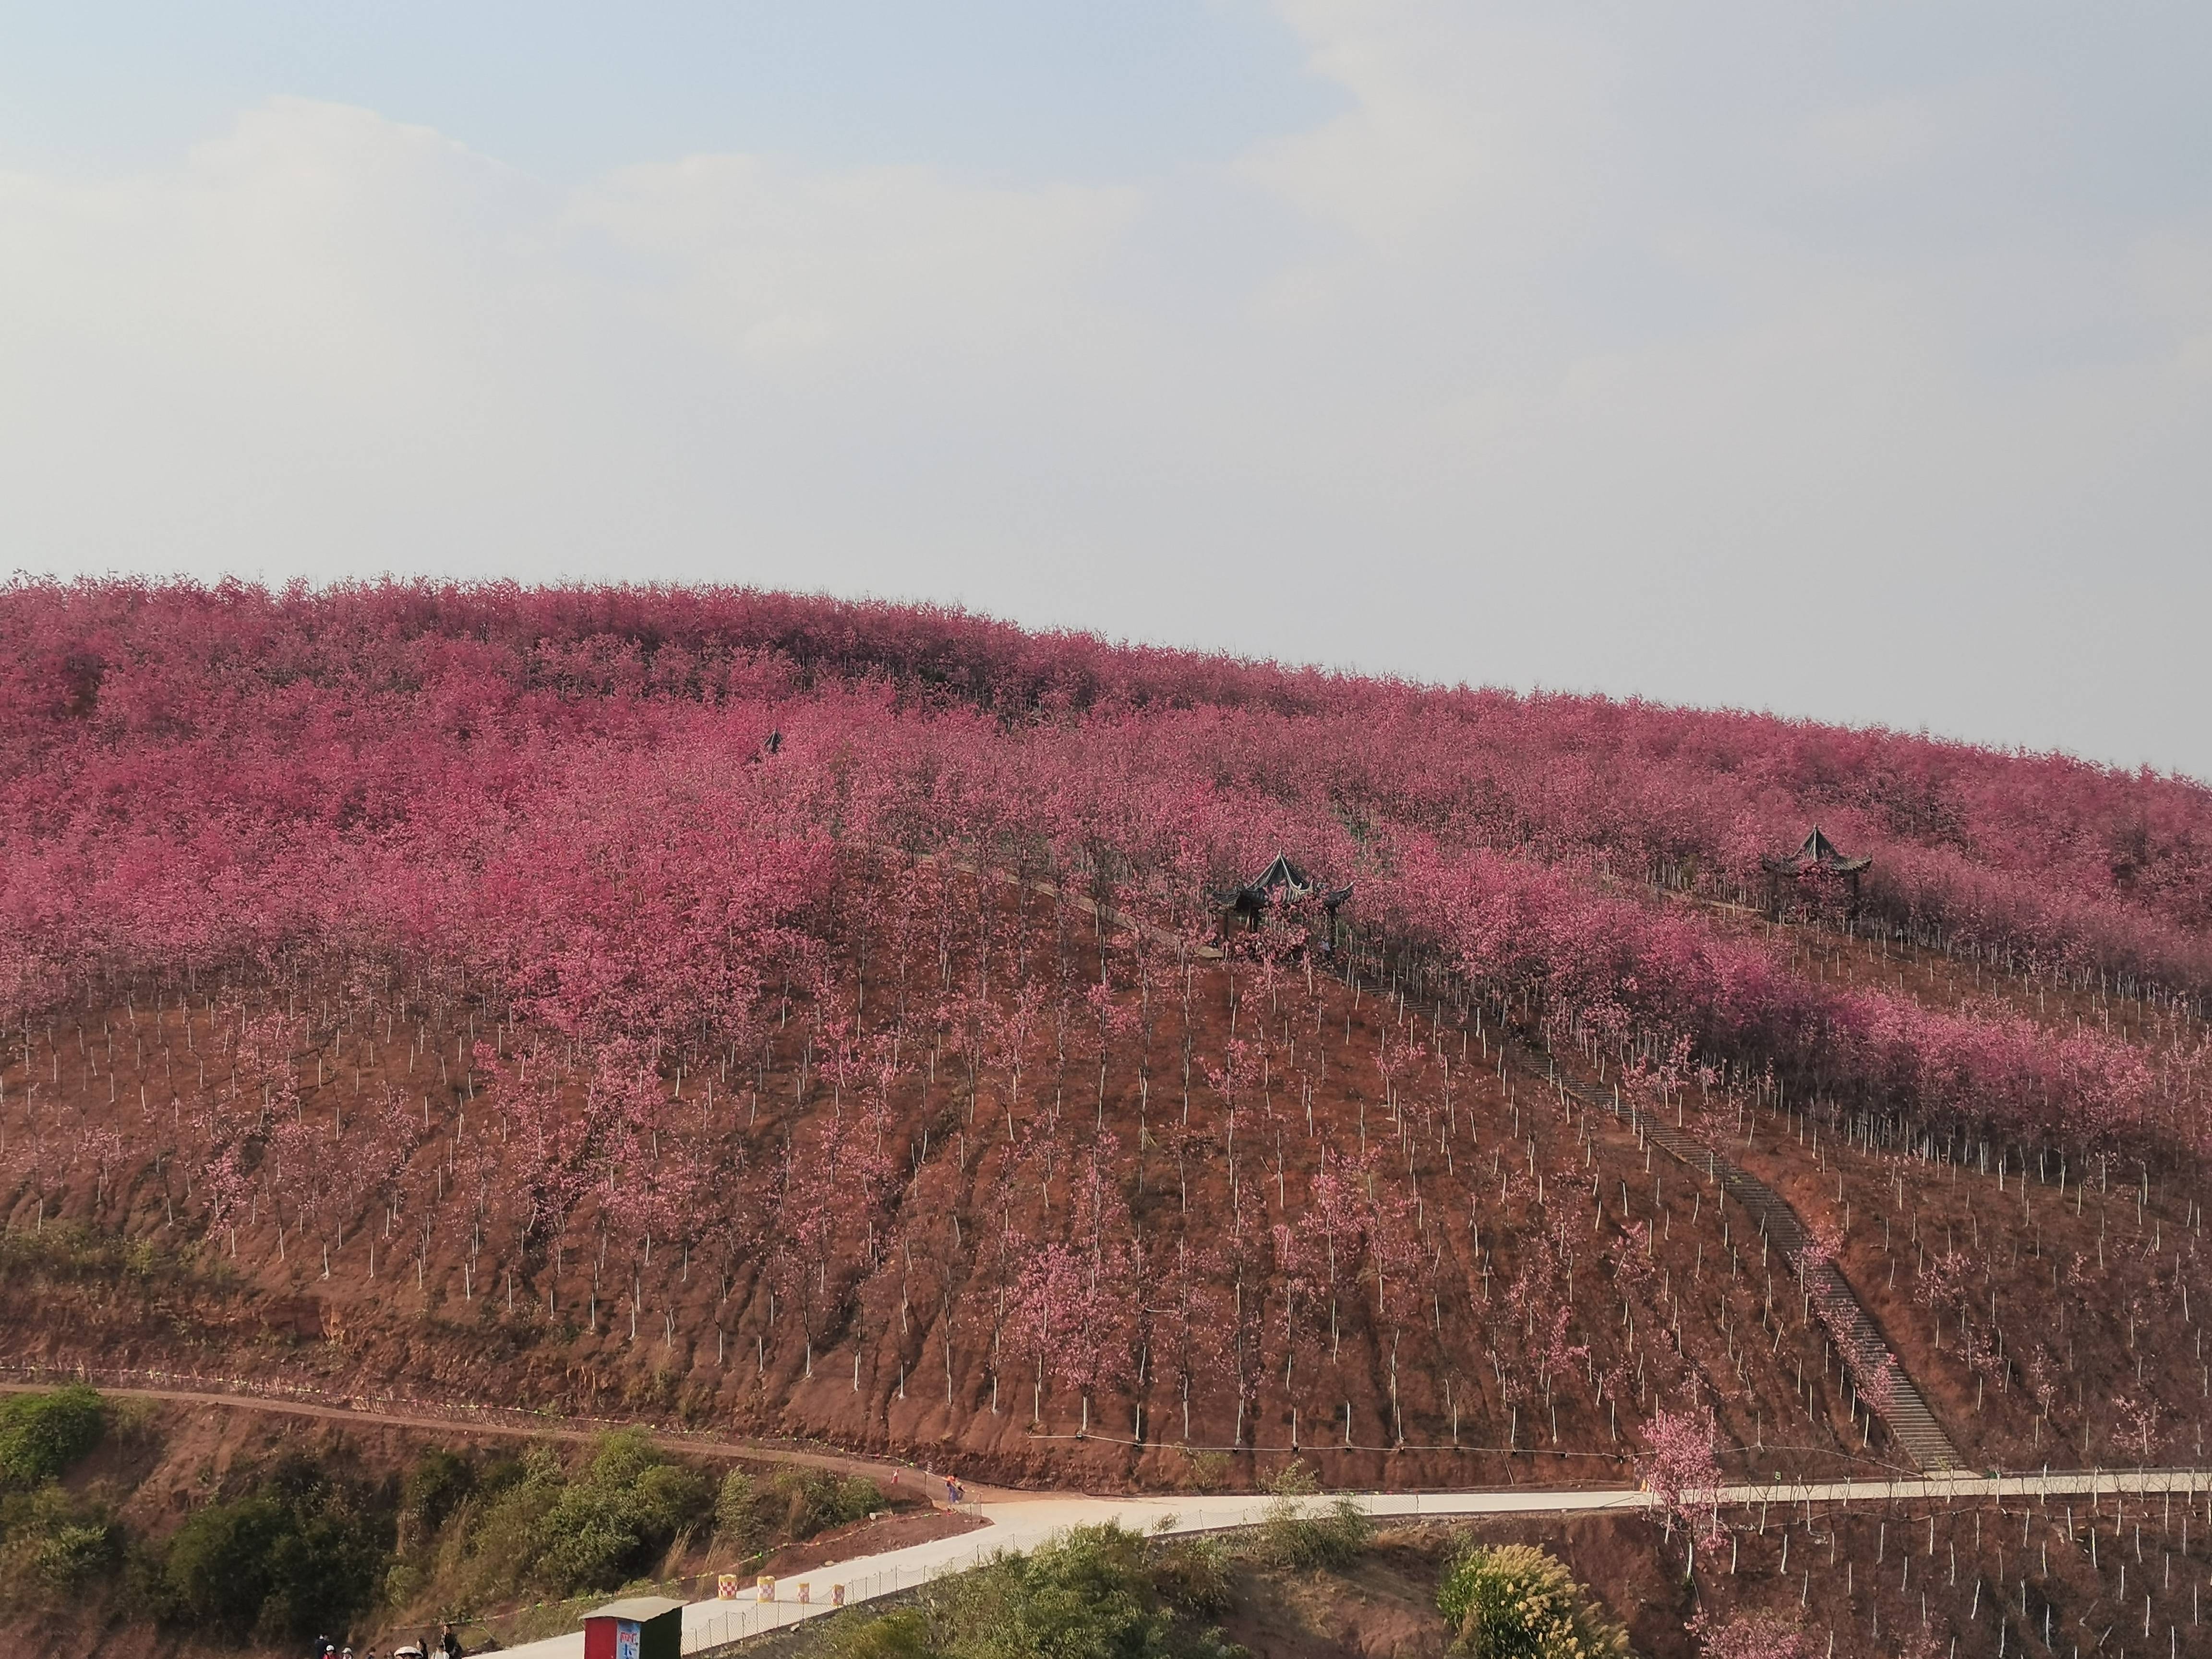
[1213,853,1353,942]
[1761,826,1872,918]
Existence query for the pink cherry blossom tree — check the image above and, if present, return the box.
[1638,1402,1726,1580]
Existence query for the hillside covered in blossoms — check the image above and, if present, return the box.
[5,579,2212,1513]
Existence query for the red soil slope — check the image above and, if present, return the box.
[8,865,2208,1499]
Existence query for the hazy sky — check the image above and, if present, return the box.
[4,3,2208,776]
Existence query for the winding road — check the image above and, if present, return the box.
[500,1465,2212,1659]
[9,1374,2205,1657]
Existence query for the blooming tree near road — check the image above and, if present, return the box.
[1639,1403,1725,1580]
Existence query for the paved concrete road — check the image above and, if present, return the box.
[495,1466,2212,1658]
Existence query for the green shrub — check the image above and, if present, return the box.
[1436,1543,1625,1659]
[158,1454,392,1644]
[254,1495,392,1642]
[1148,1534,1234,1617]
[162,1493,292,1626]
[525,1430,710,1594]
[0,1224,173,1286]
[817,1606,943,1659]
[1266,1460,1321,1496]
[0,1483,123,1601]
[439,1445,568,1606]
[400,1448,477,1546]
[931,1523,1240,1659]
[1181,1450,1233,1491]
[382,1558,426,1612]
[1250,1465,1369,1571]
[840,1474,887,1521]
[802,1523,1243,1659]
[0,1386,105,1487]
[760,1467,883,1542]
[716,1469,759,1546]
[29,1515,123,1589]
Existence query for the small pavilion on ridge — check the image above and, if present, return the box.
[1760,826,1872,919]
[1212,853,1354,945]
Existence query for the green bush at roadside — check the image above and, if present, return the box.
[155,1451,395,1645]
[1436,1543,1626,1659]
[398,1428,711,1611]
[0,1384,105,1488]
[0,1386,124,1611]
[1249,1460,1370,1571]
[715,1465,885,1554]
[815,1523,1243,1659]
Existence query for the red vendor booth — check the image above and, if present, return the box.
[582,1596,684,1659]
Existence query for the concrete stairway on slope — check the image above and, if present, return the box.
[1537,1058,1965,1475]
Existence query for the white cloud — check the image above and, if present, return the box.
[565,156,1140,362]
[1243,0,1617,257]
